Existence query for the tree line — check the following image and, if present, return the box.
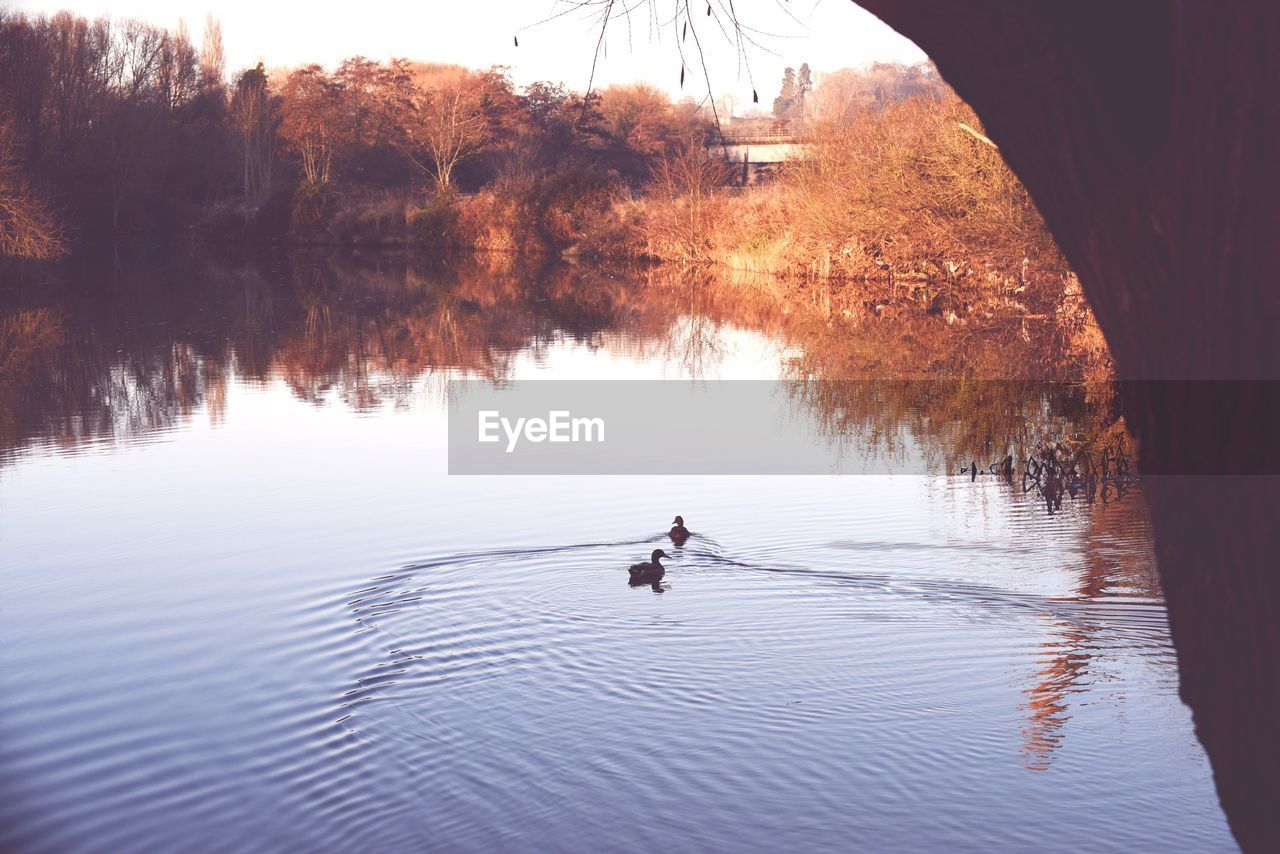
[0,12,1100,376]
[0,5,995,281]
[0,8,725,255]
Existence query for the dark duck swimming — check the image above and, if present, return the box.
[629,549,669,585]
[668,515,691,542]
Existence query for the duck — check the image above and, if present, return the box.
[668,515,691,540]
[628,549,669,585]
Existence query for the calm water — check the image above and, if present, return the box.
[0,253,1235,851]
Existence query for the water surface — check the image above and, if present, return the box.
[0,253,1235,851]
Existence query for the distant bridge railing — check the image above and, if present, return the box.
[716,128,799,146]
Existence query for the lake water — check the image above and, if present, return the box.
[0,253,1236,851]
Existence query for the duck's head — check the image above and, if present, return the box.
[651,549,670,563]
[672,516,684,527]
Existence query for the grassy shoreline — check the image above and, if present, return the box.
[197,177,1113,385]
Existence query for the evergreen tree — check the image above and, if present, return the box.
[797,63,813,112]
[772,67,797,117]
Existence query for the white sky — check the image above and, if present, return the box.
[8,1,926,113]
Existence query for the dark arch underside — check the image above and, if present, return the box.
[852,2,1279,850]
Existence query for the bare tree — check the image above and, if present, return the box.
[394,66,504,193]
[199,14,224,90]
[231,63,276,198]
[114,19,166,101]
[646,138,730,260]
[43,12,114,157]
[159,20,199,109]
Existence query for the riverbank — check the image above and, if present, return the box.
[198,196,1111,386]
[196,89,1112,382]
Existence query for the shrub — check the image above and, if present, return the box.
[328,190,410,246]
[288,180,338,243]
[408,191,462,249]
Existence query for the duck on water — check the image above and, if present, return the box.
[668,515,690,543]
[629,549,670,587]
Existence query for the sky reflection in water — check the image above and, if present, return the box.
[0,253,1235,852]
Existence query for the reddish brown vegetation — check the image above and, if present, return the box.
[0,119,63,258]
[0,8,1105,379]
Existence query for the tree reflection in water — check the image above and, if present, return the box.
[0,248,1128,468]
[1021,495,1164,770]
[0,247,1181,783]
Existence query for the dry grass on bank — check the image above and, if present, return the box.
[613,94,1061,283]
[199,89,1113,381]
[587,92,1113,380]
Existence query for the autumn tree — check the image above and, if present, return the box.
[494,82,626,191]
[278,65,351,185]
[334,57,406,149]
[592,84,710,184]
[501,81,572,175]
[597,84,682,155]
[330,57,413,185]
[393,65,509,193]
